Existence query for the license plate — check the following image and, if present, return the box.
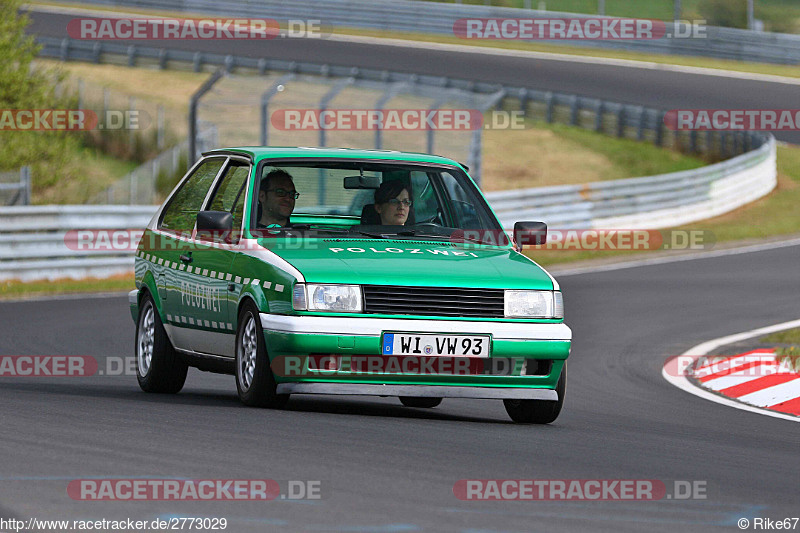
[382,333,490,357]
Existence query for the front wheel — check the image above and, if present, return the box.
[235,302,289,408]
[136,292,188,393]
[399,397,442,408]
[503,362,566,424]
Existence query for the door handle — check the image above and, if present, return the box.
[180,254,193,263]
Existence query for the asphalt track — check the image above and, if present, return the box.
[26,10,800,144]
[2,8,798,532]
[1,244,799,532]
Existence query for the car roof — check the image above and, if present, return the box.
[202,146,465,167]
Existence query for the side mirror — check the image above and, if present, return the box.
[514,221,547,247]
[196,210,233,241]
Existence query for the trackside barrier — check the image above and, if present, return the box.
[489,136,777,229]
[0,205,156,281]
[50,0,800,64]
[0,136,775,281]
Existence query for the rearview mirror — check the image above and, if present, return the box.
[514,221,547,247]
[344,175,381,189]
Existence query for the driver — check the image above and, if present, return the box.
[257,169,298,228]
[374,181,411,225]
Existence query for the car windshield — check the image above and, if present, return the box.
[251,160,508,245]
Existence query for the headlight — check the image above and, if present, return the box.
[293,283,363,313]
[504,290,563,319]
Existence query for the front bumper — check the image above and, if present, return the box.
[276,383,558,400]
[260,313,570,390]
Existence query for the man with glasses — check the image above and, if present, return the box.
[257,169,299,228]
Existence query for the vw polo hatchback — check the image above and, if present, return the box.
[130,147,571,423]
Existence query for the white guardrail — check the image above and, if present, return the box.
[0,135,776,282]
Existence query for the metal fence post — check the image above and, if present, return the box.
[545,92,554,123]
[189,69,225,164]
[655,111,666,146]
[518,88,529,117]
[318,77,354,148]
[374,82,408,150]
[426,93,453,155]
[260,73,295,146]
[317,77,354,205]
[468,128,482,187]
[616,106,625,137]
[129,96,136,155]
[569,95,579,126]
[157,105,165,150]
[594,100,604,132]
[77,78,84,110]
[21,166,31,206]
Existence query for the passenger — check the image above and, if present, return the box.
[374,181,411,225]
[257,169,298,228]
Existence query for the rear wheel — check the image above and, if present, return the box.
[503,362,566,424]
[399,397,442,408]
[136,292,188,393]
[235,302,289,408]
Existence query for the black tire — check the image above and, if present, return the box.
[235,301,289,408]
[136,292,188,394]
[503,362,567,424]
[399,397,443,408]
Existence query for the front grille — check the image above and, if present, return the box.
[362,285,505,318]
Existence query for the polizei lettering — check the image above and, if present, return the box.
[180,281,220,311]
[329,247,478,257]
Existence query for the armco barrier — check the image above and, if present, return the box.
[49,0,800,64]
[0,205,156,281]
[0,136,776,281]
[489,136,777,229]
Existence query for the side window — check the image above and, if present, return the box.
[439,172,484,229]
[410,171,442,224]
[206,162,250,243]
[160,158,225,236]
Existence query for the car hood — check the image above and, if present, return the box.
[258,239,554,289]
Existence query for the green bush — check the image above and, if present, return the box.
[699,0,748,29]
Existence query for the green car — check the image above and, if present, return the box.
[130,147,571,423]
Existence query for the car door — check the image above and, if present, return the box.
[157,156,227,352]
[186,157,252,356]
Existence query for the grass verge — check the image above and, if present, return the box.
[0,273,134,300]
[527,143,800,266]
[760,328,800,367]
